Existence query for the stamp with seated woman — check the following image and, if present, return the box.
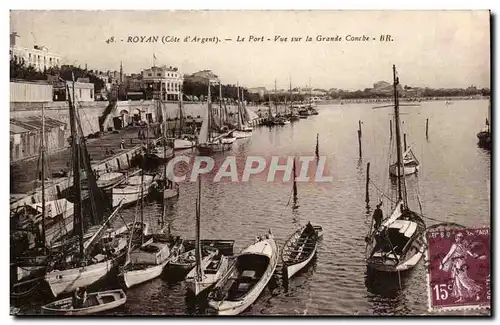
[425,227,490,312]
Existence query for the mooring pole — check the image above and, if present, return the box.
[389,119,393,138]
[426,118,429,139]
[404,133,407,151]
[315,133,319,158]
[365,162,370,205]
[358,120,362,158]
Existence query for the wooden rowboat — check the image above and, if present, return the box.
[41,289,126,315]
[207,231,278,315]
[282,223,322,279]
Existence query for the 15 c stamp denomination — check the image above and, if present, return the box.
[426,228,490,312]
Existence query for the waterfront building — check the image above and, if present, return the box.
[142,65,183,101]
[10,32,61,71]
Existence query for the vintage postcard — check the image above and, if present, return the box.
[9,10,491,316]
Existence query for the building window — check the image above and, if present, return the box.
[157,73,161,77]
[148,73,152,77]
[79,89,82,98]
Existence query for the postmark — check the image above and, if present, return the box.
[425,227,490,312]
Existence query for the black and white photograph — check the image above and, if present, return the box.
[8,10,491,316]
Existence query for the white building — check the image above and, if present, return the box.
[142,65,183,101]
[10,32,61,71]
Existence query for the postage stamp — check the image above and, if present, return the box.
[426,227,491,312]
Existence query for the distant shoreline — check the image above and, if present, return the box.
[316,96,489,104]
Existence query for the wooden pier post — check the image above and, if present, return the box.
[389,120,393,138]
[315,133,319,158]
[404,133,407,151]
[426,118,429,139]
[365,162,370,205]
[358,120,362,159]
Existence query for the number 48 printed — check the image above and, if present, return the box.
[433,283,453,301]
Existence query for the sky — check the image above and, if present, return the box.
[10,10,491,90]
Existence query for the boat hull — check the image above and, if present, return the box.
[44,257,119,298]
[185,255,229,296]
[285,245,317,279]
[233,131,252,139]
[208,237,278,315]
[389,164,419,177]
[120,261,168,288]
[41,289,126,315]
[174,139,195,150]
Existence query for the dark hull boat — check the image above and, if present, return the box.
[282,223,322,279]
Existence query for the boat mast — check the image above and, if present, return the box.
[219,82,223,128]
[289,75,293,114]
[68,76,84,259]
[195,176,203,282]
[179,86,184,139]
[393,65,404,205]
[40,101,46,251]
[140,164,145,245]
[207,80,212,142]
[274,79,278,116]
[237,82,242,129]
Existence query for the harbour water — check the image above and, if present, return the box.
[17,99,490,315]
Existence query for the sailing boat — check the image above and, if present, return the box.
[11,105,74,298]
[287,77,300,122]
[233,87,253,139]
[307,79,319,115]
[151,113,180,201]
[197,78,233,154]
[477,99,491,149]
[365,65,426,273]
[44,79,128,298]
[389,146,420,177]
[118,169,179,289]
[171,88,196,150]
[185,176,229,296]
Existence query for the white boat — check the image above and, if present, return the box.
[150,146,174,160]
[207,231,278,315]
[95,172,125,189]
[107,221,150,238]
[221,135,237,144]
[389,147,420,177]
[232,130,252,139]
[41,289,126,315]
[185,252,229,296]
[112,174,155,207]
[119,235,175,288]
[366,201,426,272]
[45,253,123,298]
[282,223,322,279]
[174,138,195,150]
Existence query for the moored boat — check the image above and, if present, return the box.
[282,222,322,279]
[184,177,229,296]
[389,147,420,177]
[207,230,278,315]
[365,65,427,273]
[111,174,155,208]
[41,289,126,315]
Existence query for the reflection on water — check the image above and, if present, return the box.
[16,100,490,316]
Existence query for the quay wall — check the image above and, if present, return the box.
[11,100,263,138]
